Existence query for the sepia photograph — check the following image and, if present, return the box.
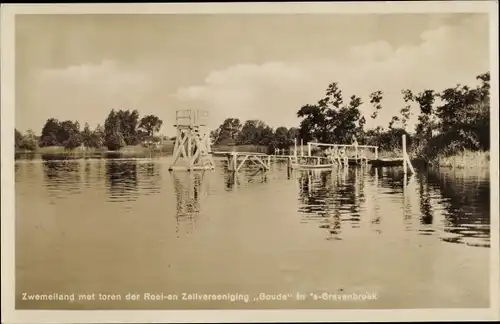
[1,1,499,323]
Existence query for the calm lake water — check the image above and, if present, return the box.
[15,156,490,309]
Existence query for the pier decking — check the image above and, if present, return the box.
[213,151,271,172]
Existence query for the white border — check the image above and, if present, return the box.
[1,2,499,323]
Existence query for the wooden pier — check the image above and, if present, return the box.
[167,109,414,175]
[367,135,415,173]
[273,135,415,174]
[213,151,271,172]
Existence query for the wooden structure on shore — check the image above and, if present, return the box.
[212,151,271,172]
[168,109,215,171]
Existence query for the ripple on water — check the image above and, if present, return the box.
[295,167,490,248]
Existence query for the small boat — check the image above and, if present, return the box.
[368,158,405,167]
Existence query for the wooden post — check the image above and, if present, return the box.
[294,138,297,158]
[375,147,378,160]
[402,134,415,175]
[402,134,407,174]
[308,143,312,157]
[408,160,415,174]
[403,135,415,174]
[301,139,304,157]
[230,152,237,172]
[187,135,192,168]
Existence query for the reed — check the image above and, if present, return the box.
[377,149,403,159]
[436,150,490,169]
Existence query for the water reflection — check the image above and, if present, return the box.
[136,162,162,196]
[172,171,207,235]
[297,166,490,247]
[224,172,240,191]
[15,152,40,162]
[41,159,162,204]
[105,160,139,202]
[43,160,82,198]
[224,169,268,191]
[425,168,490,247]
[417,171,435,237]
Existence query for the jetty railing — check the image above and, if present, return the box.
[302,142,378,161]
[174,109,209,127]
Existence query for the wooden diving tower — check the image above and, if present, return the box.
[168,109,216,171]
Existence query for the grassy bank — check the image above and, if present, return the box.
[31,146,106,154]
[15,142,176,157]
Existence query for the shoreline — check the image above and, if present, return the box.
[15,148,490,170]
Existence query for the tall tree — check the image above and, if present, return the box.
[237,120,274,146]
[414,90,437,140]
[273,126,292,150]
[369,90,383,120]
[59,120,82,149]
[116,109,140,145]
[435,74,489,151]
[211,118,242,145]
[91,124,105,148]
[39,118,61,147]
[15,129,37,151]
[15,129,24,149]
[39,118,81,149]
[104,110,125,150]
[297,82,364,144]
[139,114,163,137]
[81,123,93,148]
[287,127,299,141]
[399,89,414,130]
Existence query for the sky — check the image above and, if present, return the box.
[15,13,490,137]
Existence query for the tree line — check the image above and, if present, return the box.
[211,71,490,160]
[209,119,299,151]
[16,71,489,161]
[15,109,164,151]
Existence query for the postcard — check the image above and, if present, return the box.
[1,1,499,323]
